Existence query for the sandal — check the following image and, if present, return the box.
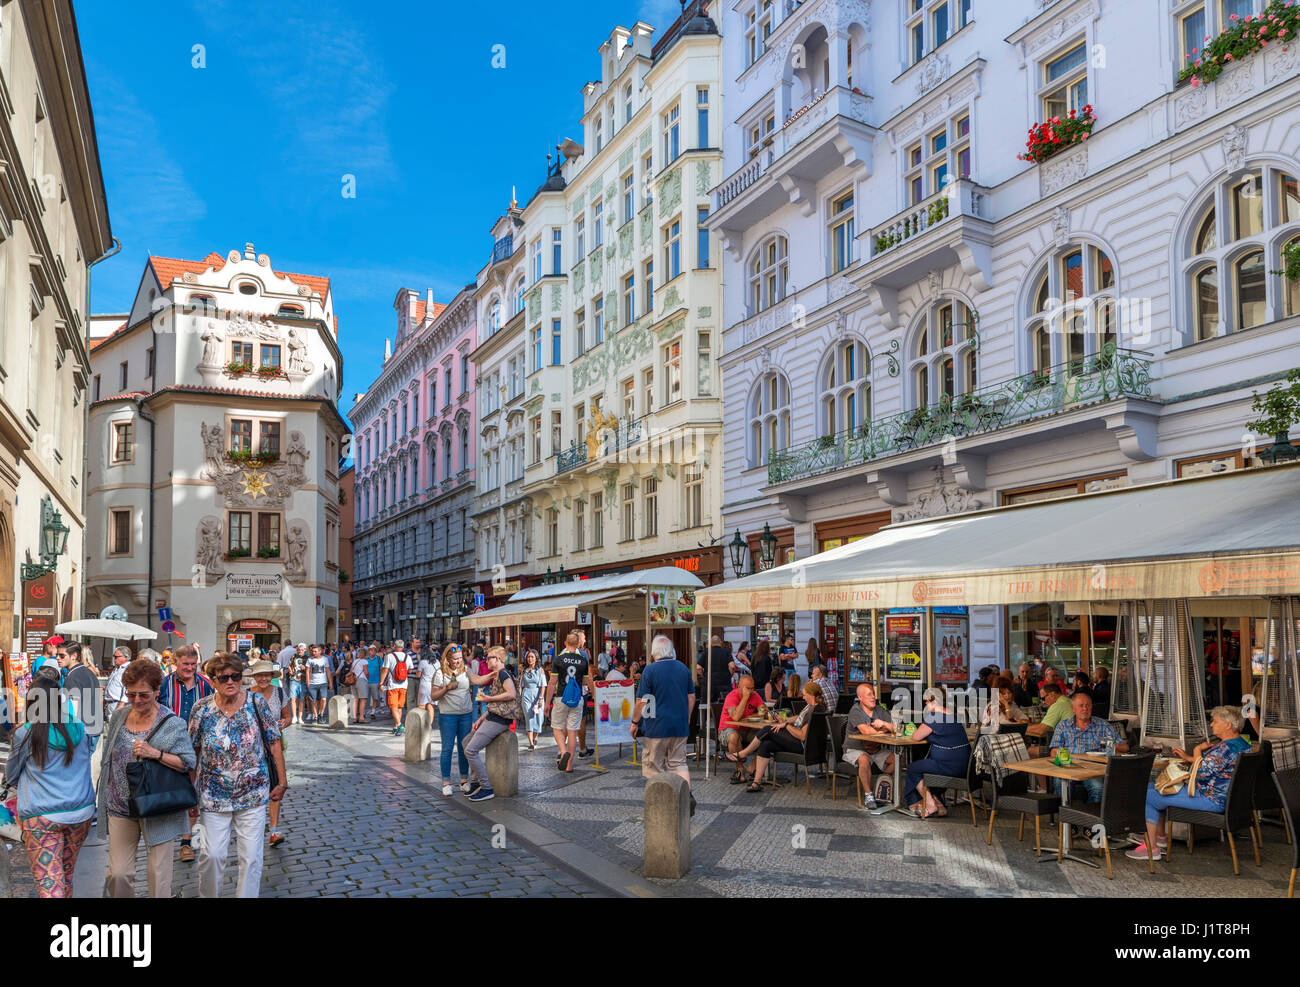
[744,783,764,793]
[723,751,744,763]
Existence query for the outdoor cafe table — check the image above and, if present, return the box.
[854,732,931,816]
[1006,756,1108,867]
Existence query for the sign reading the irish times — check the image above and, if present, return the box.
[226,573,284,599]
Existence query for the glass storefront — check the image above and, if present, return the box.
[1007,603,1120,679]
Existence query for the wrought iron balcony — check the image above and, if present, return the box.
[490,234,513,265]
[767,344,1154,486]
[554,418,645,475]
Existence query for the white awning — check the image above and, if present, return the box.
[461,565,705,629]
[697,463,1300,620]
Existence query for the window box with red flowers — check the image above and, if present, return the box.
[1017,107,1095,165]
[225,449,280,467]
[223,547,251,561]
[224,361,288,381]
[1180,0,1299,88]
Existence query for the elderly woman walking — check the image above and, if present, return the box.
[3,674,95,897]
[189,653,286,898]
[97,658,197,897]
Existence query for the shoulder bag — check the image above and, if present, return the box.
[125,712,198,819]
[249,693,281,790]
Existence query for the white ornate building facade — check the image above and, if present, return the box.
[468,4,728,637]
[0,0,113,648]
[350,286,478,645]
[710,0,1300,680]
[85,244,348,652]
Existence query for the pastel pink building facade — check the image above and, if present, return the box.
[350,285,478,645]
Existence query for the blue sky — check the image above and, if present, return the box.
[75,0,684,426]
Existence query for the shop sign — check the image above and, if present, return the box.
[492,580,521,596]
[22,572,56,656]
[239,619,269,630]
[226,573,285,599]
[672,557,701,573]
[648,586,695,626]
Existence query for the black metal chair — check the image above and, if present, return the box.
[1254,741,1295,846]
[1167,750,1263,876]
[1273,767,1300,898]
[1058,753,1157,879]
[997,721,1029,738]
[772,711,830,792]
[827,713,862,806]
[835,694,855,715]
[922,745,983,826]
[985,748,1060,856]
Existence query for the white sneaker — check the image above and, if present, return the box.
[862,793,878,811]
[441,783,453,797]
[460,780,473,794]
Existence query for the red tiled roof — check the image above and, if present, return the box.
[89,321,129,351]
[90,384,351,431]
[148,252,332,298]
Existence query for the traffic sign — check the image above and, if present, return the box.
[157,606,172,623]
[161,619,176,633]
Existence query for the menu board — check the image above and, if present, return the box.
[4,652,33,722]
[594,678,638,746]
[884,613,923,682]
[647,586,695,626]
[934,613,970,683]
[756,613,782,648]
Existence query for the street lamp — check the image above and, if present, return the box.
[542,567,555,585]
[728,529,748,580]
[21,495,70,582]
[455,584,473,615]
[556,565,568,583]
[758,522,778,571]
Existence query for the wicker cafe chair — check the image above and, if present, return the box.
[1166,750,1264,876]
[1272,767,1300,898]
[772,711,831,791]
[922,744,983,827]
[827,713,862,806]
[1057,753,1157,879]
[983,734,1060,856]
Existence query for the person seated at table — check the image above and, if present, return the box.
[764,667,787,705]
[786,673,803,703]
[731,681,827,792]
[1091,667,1111,718]
[1039,666,1064,697]
[844,683,895,811]
[719,675,764,783]
[810,665,838,712]
[1049,689,1128,803]
[1070,669,1091,696]
[1126,705,1251,862]
[904,686,973,818]
[982,677,1028,727]
[1013,663,1039,709]
[1026,682,1072,748]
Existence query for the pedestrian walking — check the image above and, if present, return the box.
[248,661,292,848]
[543,631,591,773]
[462,646,519,802]
[3,675,95,897]
[519,649,546,750]
[349,649,370,723]
[629,634,696,816]
[190,653,286,898]
[365,644,383,719]
[429,644,473,795]
[96,658,196,897]
[380,642,413,735]
[305,644,332,724]
[159,644,212,863]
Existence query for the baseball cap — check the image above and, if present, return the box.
[44,635,66,646]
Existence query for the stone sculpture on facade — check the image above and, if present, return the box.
[198,423,312,509]
[195,516,225,580]
[284,523,309,584]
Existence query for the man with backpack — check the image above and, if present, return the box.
[380,642,413,735]
[543,630,591,772]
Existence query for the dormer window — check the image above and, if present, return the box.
[277,304,304,316]
[238,282,258,295]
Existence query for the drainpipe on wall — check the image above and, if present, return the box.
[135,391,156,632]
[80,237,122,623]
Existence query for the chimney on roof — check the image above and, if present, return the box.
[384,338,392,361]
[427,288,434,314]
[243,242,256,260]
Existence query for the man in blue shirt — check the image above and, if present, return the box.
[630,634,697,815]
[365,644,383,720]
[1050,690,1127,802]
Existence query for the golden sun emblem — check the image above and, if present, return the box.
[242,469,269,499]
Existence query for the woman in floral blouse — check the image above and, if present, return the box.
[1127,705,1251,862]
[189,653,286,898]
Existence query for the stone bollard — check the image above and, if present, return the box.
[643,773,691,879]
[404,708,431,762]
[484,729,519,796]
[327,695,349,730]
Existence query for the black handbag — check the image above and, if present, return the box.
[249,692,280,790]
[125,713,198,819]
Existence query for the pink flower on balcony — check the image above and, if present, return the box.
[1081,132,1089,140]
[1191,76,1201,87]
[1230,12,1239,18]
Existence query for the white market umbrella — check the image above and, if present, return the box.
[55,618,158,641]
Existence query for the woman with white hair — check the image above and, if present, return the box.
[629,635,697,813]
[1127,705,1251,862]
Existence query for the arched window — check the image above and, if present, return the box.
[909,298,977,407]
[747,371,791,468]
[748,235,788,314]
[512,277,526,315]
[488,297,501,335]
[1183,168,1300,340]
[820,339,870,436]
[1285,234,1300,318]
[441,429,453,480]
[1024,243,1116,374]
[427,442,437,487]
[190,294,217,314]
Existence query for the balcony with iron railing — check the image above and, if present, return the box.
[554,418,645,475]
[766,344,1155,487]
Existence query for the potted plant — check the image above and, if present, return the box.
[1180,0,1300,88]
[817,435,836,449]
[224,360,254,376]
[1271,240,1300,283]
[256,545,281,559]
[223,547,251,561]
[338,568,349,584]
[1247,368,1300,463]
[1017,106,1095,164]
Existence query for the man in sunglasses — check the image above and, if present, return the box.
[160,644,213,863]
